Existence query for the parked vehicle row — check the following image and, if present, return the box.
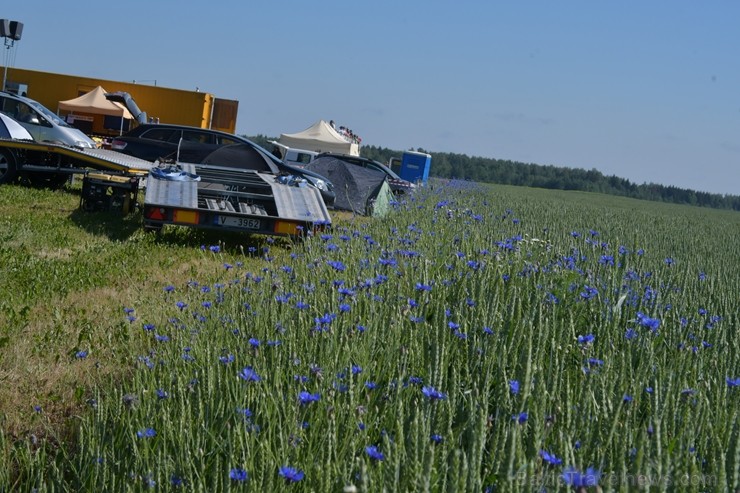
[0,89,418,210]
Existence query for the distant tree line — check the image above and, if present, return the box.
[248,135,739,211]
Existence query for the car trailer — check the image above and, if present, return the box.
[143,163,331,236]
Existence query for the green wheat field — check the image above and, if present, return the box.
[0,179,738,492]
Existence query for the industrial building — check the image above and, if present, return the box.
[2,67,238,136]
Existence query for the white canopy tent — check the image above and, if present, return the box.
[58,86,133,134]
[278,120,359,156]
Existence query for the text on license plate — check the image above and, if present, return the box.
[217,216,261,229]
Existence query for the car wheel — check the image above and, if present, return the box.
[0,148,18,185]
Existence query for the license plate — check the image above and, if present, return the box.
[217,216,261,230]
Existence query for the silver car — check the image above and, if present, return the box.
[0,91,97,148]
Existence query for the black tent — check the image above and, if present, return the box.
[304,156,393,216]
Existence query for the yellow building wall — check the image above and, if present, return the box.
[4,67,237,135]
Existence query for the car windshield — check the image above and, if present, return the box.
[27,99,72,127]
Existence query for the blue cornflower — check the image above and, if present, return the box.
[587,358,604,367]
[156,389,169,400]
[509,380,520,395]
[143,323,155,332]
[164,285,175,293]
[623,394,633,403]
[421,386,447,401]
[238,366,262,382]
[75,350,88,359]
[415,282,432,291]
[599,255,614,266]
[579,285,598,300]
[636,312,660,331]
[327,260,346,271]
[365,445,385,461]
[219,354,235,364]
[577,334,595,345]
[298,391,320,405]
[170,474,183,487]
[726,377,740,388]
[539,450,562,466]
[483,326,494,335]
[351,365,363,375]
[237,407,253,420]
[430,434,444,444]
[229,468,248,482]
[249,338,260,348]
[278,465,304,483]
[176,301,187,311]
[512,412,528,424]
[562,466,600,489]
[379,257,397,267]
[137,428,156,438]
[625,328,638,340]
[154,334,169,342]
[407,376,423,386]
[365,381,377,390]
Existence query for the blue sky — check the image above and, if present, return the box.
[4,1,738,195]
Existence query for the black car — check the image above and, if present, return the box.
[314,153,416,195]
[110,123,335,206]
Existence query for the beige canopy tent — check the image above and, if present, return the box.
[278,120,360,156]
[58,86,133,134]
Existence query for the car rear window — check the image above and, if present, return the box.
[141,128,178,142]
[182,130,216,144]
[220,136,241,146]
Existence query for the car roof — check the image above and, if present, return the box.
[133,123,238,137]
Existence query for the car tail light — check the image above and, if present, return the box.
[110,139,127,150]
